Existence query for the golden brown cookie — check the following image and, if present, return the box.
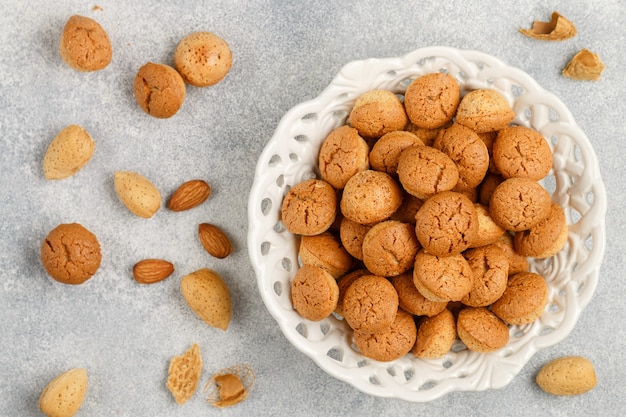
[414,191,479,257]
[290,265,339,322]
[461,245,509,307]
[369,130,423,176]
[349,89,408,138]
[174,32,233,87]
[433,123,490,189]
[514,202,568,258]
[470,203,506,248]
[489,178,552,232]
[455,89,516,133]
[133,62,186,118]
[397,145,459,200]
[59,15,112,72]
[391,271,448,317]
[361,220,420,277]
[493,233,530,275]
[404,72,460,129]
[413,250,474,302]
[318,125,370,189]
[342,275,398,332]
[340,170,403,225]
[412,308,456,359]
[478,172,504,206]
[492,126,553,180]
[491,272,549,325]
[299,232,354,279]
[457,307,510,353]
[281,179,337,235]
[338,217,371,260]
[390,193,424,224]
[335,269,370,317]
[353,308,417,362]
[41,223,102,285]
[404,120,450,147]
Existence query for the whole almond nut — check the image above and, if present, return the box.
[198,223,233,258]
[43,124,95,180]
[114,171,162,218]
[536,355,597,396]
[168,179,211,211]
[181,268,232,330]
[39,368,88,417]
[133,259,175,284]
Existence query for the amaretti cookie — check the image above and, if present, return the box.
[339,217,371,260]
[174,31,232,87]
[390,193,424,224]
[59,15,112,72]
[319,125,370,189]
[457,307,510,353]
[335,269,370,317]
[353,308,417,362]
[514,202,568,258]
[471,203,506,248]
[340,170,403,225]
[299,232,354,279]
[391,271,448,317]
[290,265,339,322]
[404,72,460,129]
[413,250,474,302]
[397,145,459,200]
[349,89,408,138]
[461,245,509,307]
[404,121,450,147]
[412,308,456,359]
[133,62,186,118]
[362,220,420,277]
[493,233,530,275]
[492,126,553,180]
[491,272,549,325]
[414,191,479,257]
[281,179,337,235]
[41,223,102,285]
[369,130,423,176]
[342,275,398,333]
[489,178,552,232]
[455,89,516,133]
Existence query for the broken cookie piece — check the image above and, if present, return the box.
[519,11,577,41]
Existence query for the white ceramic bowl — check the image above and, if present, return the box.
[247,46,606,401]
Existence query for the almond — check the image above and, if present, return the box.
[114,171,162,218]
[39,368,88,417]
[198,223,233,259]
[181,268,232,330]
[168,179,211,211]
[43,124,95,180]
[133,259,175,284]
[536,356,597,396]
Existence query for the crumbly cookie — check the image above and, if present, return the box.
[319,125,370,189]
[491,272,549,325]
[369,130,423,176]
[174,32,233,87]
[493,125,553,180]
[390,193,424,224]
[133,62,186,118]
[514,202,568,258]
[414,191,479,257]
[361,220,420,277]
[339,217,371,260]
[340,170,403,225]
[334,269,370,317]
[353,308,417,362]
[349,89,408,138]
[41,223,102,285]
[413,250,474,302]
[391,271,448,317]
[299,232,354,278]
[397,145,459,200]
[290,265,339,322]
[342,275,398,332]
[433,123,490,189]
[470,203,506,248]
[412,308,456,359]
[281,179,337,235]
[59,15,112,72]
[457,307,510,353]
[461,245,509,307]
[489,178,552,232]
[455,89,516,133]
[493,232,530,275]
[404,72,460,129]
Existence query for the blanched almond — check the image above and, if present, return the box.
[43,124,95,180]
[181,268,232,330]
[198,223,233,259]
[168,179,211,211]
[114,171,162,218]
[133,259,174,284]
[39,368,88,417]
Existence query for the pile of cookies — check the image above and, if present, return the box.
[282,72,568,362]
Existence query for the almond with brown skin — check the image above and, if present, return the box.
[168,180,211,211]
[133,259,175,284]
[198,223,233,259]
